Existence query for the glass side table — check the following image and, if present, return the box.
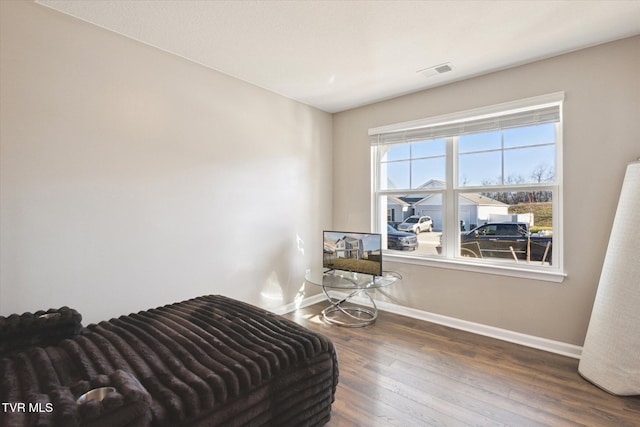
[305,269,402,327]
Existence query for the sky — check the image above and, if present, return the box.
[381,123,556,190]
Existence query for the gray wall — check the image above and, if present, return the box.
[333,36,640,346]
[0,1,332,323]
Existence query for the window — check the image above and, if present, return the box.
[370,93,564,281]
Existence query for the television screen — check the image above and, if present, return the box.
[323,231,383,277]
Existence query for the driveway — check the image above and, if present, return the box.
[415,231,442,255]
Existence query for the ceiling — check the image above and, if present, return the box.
[36,0,640,113]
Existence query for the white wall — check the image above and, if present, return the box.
[333,36,640,346]
[2,1,638,348]
[0,1,332,324]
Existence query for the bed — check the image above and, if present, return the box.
[0,295,338,426]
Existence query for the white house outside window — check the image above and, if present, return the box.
[370,93,565,282]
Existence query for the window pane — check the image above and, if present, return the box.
[385,193,444,256]
[380,160,410,190]
[412,157,446,189]
[411,138,446,158]
[458,150,502,186]
[458,192,553,266]
[458,131,501,154]
[504,146,555,184]
[504,123,555,148]
[374,98,562,273]
[382,143,410,162]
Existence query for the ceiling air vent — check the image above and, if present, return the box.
[417,62,453,78]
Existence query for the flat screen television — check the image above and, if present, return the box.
[323,230,383,277]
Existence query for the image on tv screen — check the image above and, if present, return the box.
[323,231,382,277]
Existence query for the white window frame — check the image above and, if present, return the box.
[370,93,566,283]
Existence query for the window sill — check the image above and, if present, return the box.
[383,252,566,283]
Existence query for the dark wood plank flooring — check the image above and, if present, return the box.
[283,302,640,427]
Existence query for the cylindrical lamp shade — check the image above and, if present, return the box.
[578,160,640,395]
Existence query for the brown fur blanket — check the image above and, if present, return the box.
[0,295,338,427]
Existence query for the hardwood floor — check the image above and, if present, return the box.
[283,303,640,427]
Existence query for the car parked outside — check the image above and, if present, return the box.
[397,215,433,234]
[387,224,419,251]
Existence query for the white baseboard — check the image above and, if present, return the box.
[277,293,583,359]
[377,299,583,359]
